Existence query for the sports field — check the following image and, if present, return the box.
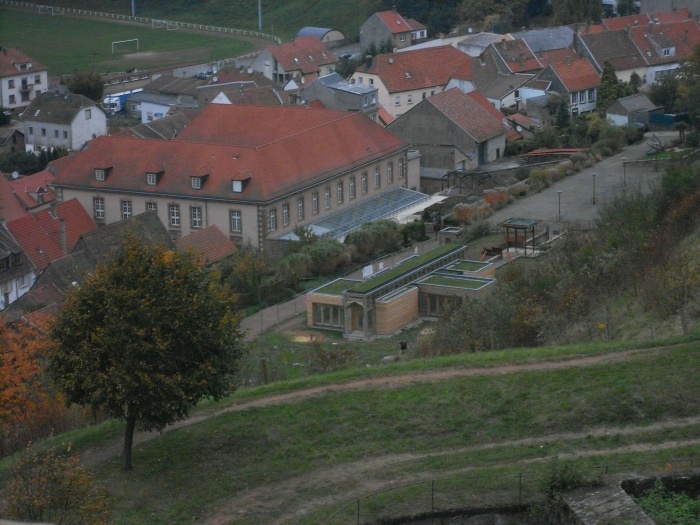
[0,8,254,76]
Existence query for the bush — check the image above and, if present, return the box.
[514,166,530,181]
[509,181,529,197]
[686,130,699,148]
[529,168,552,191]
[483,188,508,210]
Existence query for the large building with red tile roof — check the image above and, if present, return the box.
[9,169,56,213]
[539,58,601,115]
[352,46,474,118]
[50,104,421,250]
[387,88,508,174]
[249,36,337,85]
[0,47,48,111]
[360,10,427,52]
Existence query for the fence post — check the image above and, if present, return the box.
[431,480,435,512]
[519,472,522,504]
[356,499,360,525]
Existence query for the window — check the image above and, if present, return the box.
[21,92,29,102]
[169,204,180,227]
[325,186,331,209]
[369,78,374,85]
[363,95,369,107]
[121,200,132,220]
[422,92,426,99]
[361,172,368,194]
[374,166,381,189]
[570,93,577,105]
[146,202,157,212]
[93,197,104,220]
[399,158,404,179]
[190,206,202,228]
[395,95,401,106]
[588,89,595,102]
[358,76,363,84]
[34,74,40,84]
[663,48,671,56]
[387,162,393,183]
[146,173,157,185]
[282,203,290,226]
[407,93,413,104]
[191,177,201,189]
[7,79,14,89]
[400,34,406,42]
[54,129,58,138]
[41,128,46,137]
[9,95,15,104]
[28,126,33,136]
[579,91,586,104]
[85,109,91,120]
[95,169,105,181]
[268,209,277,231]
[312,192,319,214]
[232,180,243,193]
[297,197,304,221]
[349,176,356,199]
[63,130,68,139]
[230,210,242,232]
[337,181,344,204]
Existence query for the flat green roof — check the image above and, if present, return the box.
[420,275,493,290]
[349,244,463,294]
[450,260,490,272]
[313,279,359,296]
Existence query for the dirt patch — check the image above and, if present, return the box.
[103,48,211,69]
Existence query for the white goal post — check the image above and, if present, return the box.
[152,19,166,29]
[167,21,179,31]
[38,5,61,14]
[111,39,139,54]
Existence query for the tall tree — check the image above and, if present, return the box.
[598,60,621,108]
[66,70,104,102]
[48,233,244,470]
[552,0,602,25]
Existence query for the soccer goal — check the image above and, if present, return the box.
[166,21,179,31]
[152,19,166,29]
[111,39,139,54]
[38,5,62,15]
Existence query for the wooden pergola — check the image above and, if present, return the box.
[500,217,540,256]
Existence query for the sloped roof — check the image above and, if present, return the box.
[201,85,286,107]
[297,27,338,40]
[537,48,579,67]
[143,75,206,96]
[426,88,506,143]
[266,36,336,74]
[510,26,574,52]
[125,109,201,140]
[0,127,23,147]
[355,45,472,93]
[0,176,30,223]
[460,32,508,47]
[470,54,533,100]
[491,39,543,73]
[53,105,407,203]
[603,14,653,31]
[609,93,660,114]
[9,170,56,209]
[579,29,647,71]
[21,92,102,125]
[630,20,700,65]
[175,225,236,265]
[0,47,47,77]
[375,10,413,34]
[34,199,97,253]
[377,104,395,125]
[406,19,427,32]
[548,58,601,92]
[508,113,540,130]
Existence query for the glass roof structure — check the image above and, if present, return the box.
[279,187,430,241]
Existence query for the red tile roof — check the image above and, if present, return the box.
[0,47,47,77]
[654,8,692,24]
[427,88,506,143]
[630,20,700,65]
[52,105,408,202]
[603,14,654,31]
[508,113,539,130]
[377,104,395,125]
[375,10,412,34]
[175,225,236,265]
[355,46,472,93]
[537,48,579,67]
[9,170,56,210]
[492,39,543,72]
[266,36,336,75]
[6,199,97,269]
[0,176,30,223]
[549,58,600,92]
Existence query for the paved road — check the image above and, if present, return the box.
[487,131,676,226]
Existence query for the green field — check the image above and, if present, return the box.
[2,338,699,524]
[0,8,254,76]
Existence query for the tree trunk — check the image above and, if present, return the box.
[122,410,137,471]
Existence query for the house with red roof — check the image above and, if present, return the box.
[0,223,34,310]
[0,47,48,111]
[484,39,544,75]
[9,169,56,213]
[538,57,601,115]
[360,9,427,52]
[50,104,423,250]
[387,88,508,181]
[351,46,474,118]
[175,225,236,266]
[249,36,337,85]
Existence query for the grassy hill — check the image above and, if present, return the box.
[2,337,699,524]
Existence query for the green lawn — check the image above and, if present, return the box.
[0,8,253,75]
[3,340,699,524]
[421,274,492,289]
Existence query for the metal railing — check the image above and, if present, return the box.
[321,457,697,524]
[1,1,281,43]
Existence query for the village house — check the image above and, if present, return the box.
[49,104,423,250]
[0,47,48,111]
[22,92,107,153]
[249,36,337,85]
[538,57,601,116]
[359,9,427,52]
[298,73,379,121]
[351,46,474,119]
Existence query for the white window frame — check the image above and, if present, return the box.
[146,202,157,212]
[121,200,132,220]
[374,166,381,189]
[349,176,356,199]
[312,192,319,214]
[95,169,105,181]
[230,210,242,233]
[191,177,202,190]
[190,206,203,228]
[93,197,105,220]
[325,187,331,209]
[337,182,344,204]
[169,204,180,227]
[268,209,277,232]
[361,172,368,193]
[387,162,393,183]
[297,197,304,221]
[282,203,290,226]
[146,173,157,185]
[399,158,404,179]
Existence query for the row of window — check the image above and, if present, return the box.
[267,160,405,232]
[395,90,435,106]
[7,90,40,105]
[94,197,244,234]
[6,75,42,89]
[28,126,69,139]
[570,88,596,106]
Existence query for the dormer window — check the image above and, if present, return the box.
[146,173,158,185]
[232,180,243,193]
[95,169,106,181]
[191,176,202,189]
[663,47,674,57]
[294,57,300,63]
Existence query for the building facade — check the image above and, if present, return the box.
[0,47,48,111]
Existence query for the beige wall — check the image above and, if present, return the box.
[376,287,419,335]
[350,72,446,118]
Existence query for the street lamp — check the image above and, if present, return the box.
[557,190,562,222]
[592,172,597,205]
[621,157,627,189]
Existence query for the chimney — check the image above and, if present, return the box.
[60,218,67,255]
[365,55,373,69]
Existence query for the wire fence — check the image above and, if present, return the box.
[1,0,281,43]
[321,457,698,524]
